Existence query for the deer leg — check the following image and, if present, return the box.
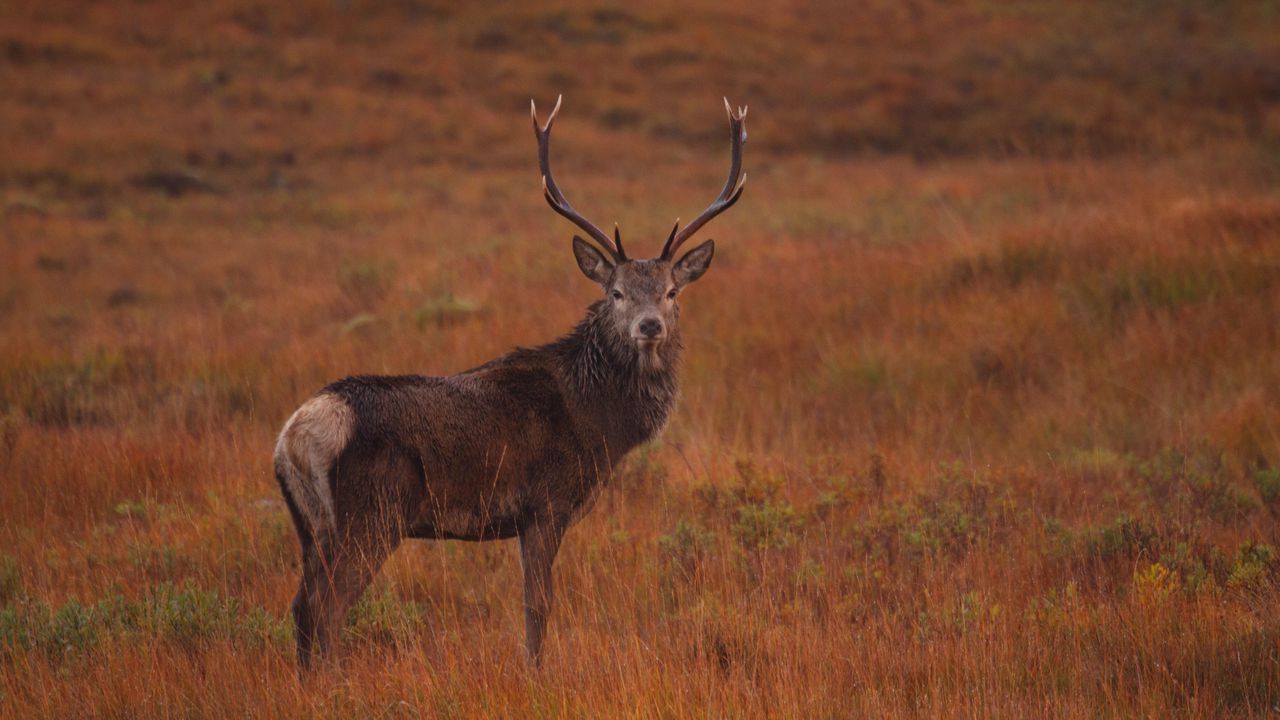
[292,531,372,673]
[307,522,401,667]
[278,468,326,672]
[292,543,324,671]
[518,519,565,664]
[293,532,351,670]
[291,585,314,670]
[298,444,419,667]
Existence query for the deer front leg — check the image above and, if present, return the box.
[518,518,565,664]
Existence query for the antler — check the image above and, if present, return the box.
[532,96,626,262]
[661,98,747,260]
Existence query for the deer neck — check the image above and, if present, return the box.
[553,300,681,461]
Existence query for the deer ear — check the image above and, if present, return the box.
[672,239,715,286]
[572,236,614,286]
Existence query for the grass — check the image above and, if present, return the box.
[1,0,1279,716]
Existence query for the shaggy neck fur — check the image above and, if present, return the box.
[548,300,681,461]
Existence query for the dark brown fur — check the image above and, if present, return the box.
[276,261,702,669]
[275,97,743,670]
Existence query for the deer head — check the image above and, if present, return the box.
[532,96,747,365]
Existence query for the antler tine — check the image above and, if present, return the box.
[613,223,627,260]
[532,96,624,261]
[661,99,748,260]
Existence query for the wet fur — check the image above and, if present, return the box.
[274,296,681,669]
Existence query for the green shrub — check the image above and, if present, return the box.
[1227,543,1276,594]
[1254,467,1280,508]
[0,604,30,653]
[724,462,802,552]
[40,599,104,658]
[1134,448,1256,523]
[0,555,20,602]
[1159,542,1212,594]
[849,468,1017,567]
[949,590,1002,634]
[145,581,237,648]
[1082,514,1158,561]
[1133,562,1179,604]
[658,519,714,579]
[912,476,1013,558]
[0,581,288,661]
[346,582,426,649]
[733,502,800,552]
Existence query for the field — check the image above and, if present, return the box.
[3,0,1280,716]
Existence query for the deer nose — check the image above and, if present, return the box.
[638,318,664,338]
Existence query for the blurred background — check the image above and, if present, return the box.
[2,1,1279,716]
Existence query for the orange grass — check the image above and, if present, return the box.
[2,0,1279,717]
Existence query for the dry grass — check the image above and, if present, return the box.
[2,0,1279,716]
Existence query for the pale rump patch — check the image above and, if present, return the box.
[274,393,355,535]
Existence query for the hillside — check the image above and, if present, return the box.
[2,1,1279,716]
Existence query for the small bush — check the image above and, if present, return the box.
[1254,467,1280,510]
[346,582,426,649]
[0,555,21,602]
[733,502,801,552]
[145,582,237,648]
[911,474,1015,559]
[1133,562,1179,605]
[40,599,104,659]
[1159,542,1213,594]
[949,590,1002,634]
[0,605,30,652]
[724,462,802,552]
[1082,514,1158,561]
[0,581,288,661]
[658,519,714,579]
[1227,543,1276,595]
[1133,448,1256,523]
[1024,581,1080,629]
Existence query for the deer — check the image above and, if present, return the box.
[273,96,747,670]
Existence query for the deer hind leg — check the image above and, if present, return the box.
[291,540,326,670]
[277,459,329,671]
[302,526,401,669]
[275,393,355,669]
[283,499,348,671]
[519,518,566,664]
[290,515,402,671]
[305,447,418,667]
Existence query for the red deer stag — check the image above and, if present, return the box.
[274,96,747,669]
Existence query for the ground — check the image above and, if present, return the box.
[2,1,1279,716]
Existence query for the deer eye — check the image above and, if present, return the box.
[666,288,678,300]
[611,290,624,301]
